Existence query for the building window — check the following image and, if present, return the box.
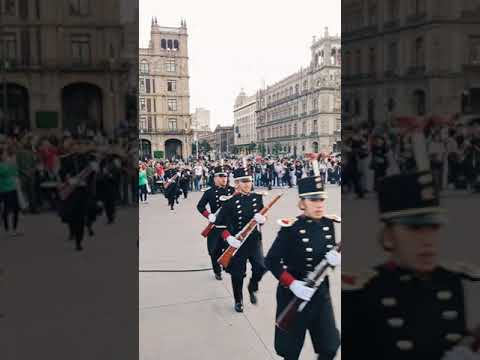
[387,41,398,71]
[1,0,16,15]
[71,34,91,65]
[152,79,155,93]
[313,98,318,110]
[168,98,177,112]
[469,37,480,64]
[167,39,173,49]
[140,116,147,130]
[387,0,399,20]
[165,59,176,72]
[355,49,362,75]
[147,116,152,131]
[161,39,166,49]
[313,119,318,133]
[345,50,351,76]
[303,80,308,91]
[139,98,146,112]
[295,84,299,94]
[173,40,179,50]
[140,61,149,74]
[146,99,151,112]
[414,37,424,67]
[412,0,425,15]
[139,78,146,93]
[0,33,17,60]
[368,0,378,25]
[69,0,89,16]
[145,79,151,93]
[167,80,176,92]
[168,118,177,130]
[369,47,376,76]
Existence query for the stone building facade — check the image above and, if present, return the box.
[139,18,192,160]
[213,125,234,159]
[0,0,135,135]
[342,0,480,127]
[256,27,341,157]
[191,107,210,132]
[233,89,257,154]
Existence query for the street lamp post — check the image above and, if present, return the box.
[1,58,9,133]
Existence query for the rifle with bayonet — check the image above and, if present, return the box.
[276,243,341,332]
[217,192,283,268]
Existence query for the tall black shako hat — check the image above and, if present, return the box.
[233,167,252,181]
[378,171,446,225]
[298,153,327,200]
[214,165,230,176]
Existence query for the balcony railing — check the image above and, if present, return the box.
[407,12,427,25]
[406,65,426,75]
[383,19,400,30]
[139,129,191,136]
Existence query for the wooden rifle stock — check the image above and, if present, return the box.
[276,243,341,332]
[217,193,283,268]
[200,192,240,238]
[58,165,94,201]
[164,172,180,189]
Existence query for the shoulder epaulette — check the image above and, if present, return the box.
[324,214,341,223]
[441,262,480,281]
[254,191,268,196]
[342,270,378,290]
[277,218,297,227]
[200,187,211,192]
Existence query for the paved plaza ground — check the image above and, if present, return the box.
[139,185,342,360]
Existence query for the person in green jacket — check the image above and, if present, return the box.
[0,146,21,236]
[138,164,148,203]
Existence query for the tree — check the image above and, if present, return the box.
[273,142,282,155]
[258,143,266,156]
[199,140,211,152]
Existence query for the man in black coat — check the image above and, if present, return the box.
[196,165,235,280]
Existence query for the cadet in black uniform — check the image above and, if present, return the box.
[196,165,235,280]
[342,171,480,360]
[164,165,180,210]
[179,167,191,199]
[58,142,98,251]
[265,173,341,360]
[215,166,268,313]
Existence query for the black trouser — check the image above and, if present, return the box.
[274,285,340,360]
[207,228,225,275]
[226,234,266,302]
[139,184,147,201]
[1,190,19,231]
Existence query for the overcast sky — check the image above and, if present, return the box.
[139,0,340,129]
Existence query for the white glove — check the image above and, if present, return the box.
[442,346,480,360]
[325,249,341,267]
[226,235,242,249]
[89,161,99,172]
[254,213,267,225]
[208,213,216,223]
[289,280,315,302]
[68,177,79,186]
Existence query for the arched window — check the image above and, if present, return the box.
[140,60,149,74]
[413,89,426,115]
[167,39,173,49]
[174,40,179,50]
[161,39,166,49]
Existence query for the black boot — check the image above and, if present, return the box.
[232,277,244,312]
[248,279,258,305]
[214,273,222,281]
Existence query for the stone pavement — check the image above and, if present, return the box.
[139,186,342,360]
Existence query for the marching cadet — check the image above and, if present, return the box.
[164,163,180,210]
[342,171,480,360]
[196,164,235,280]
[265,170,341,360]
[214,165,267,313]
[58,141,98,251]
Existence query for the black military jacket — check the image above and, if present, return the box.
[266,215,337,284]
[215,192,264,238]
[196,185,235,216]
[342,263,480,360]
